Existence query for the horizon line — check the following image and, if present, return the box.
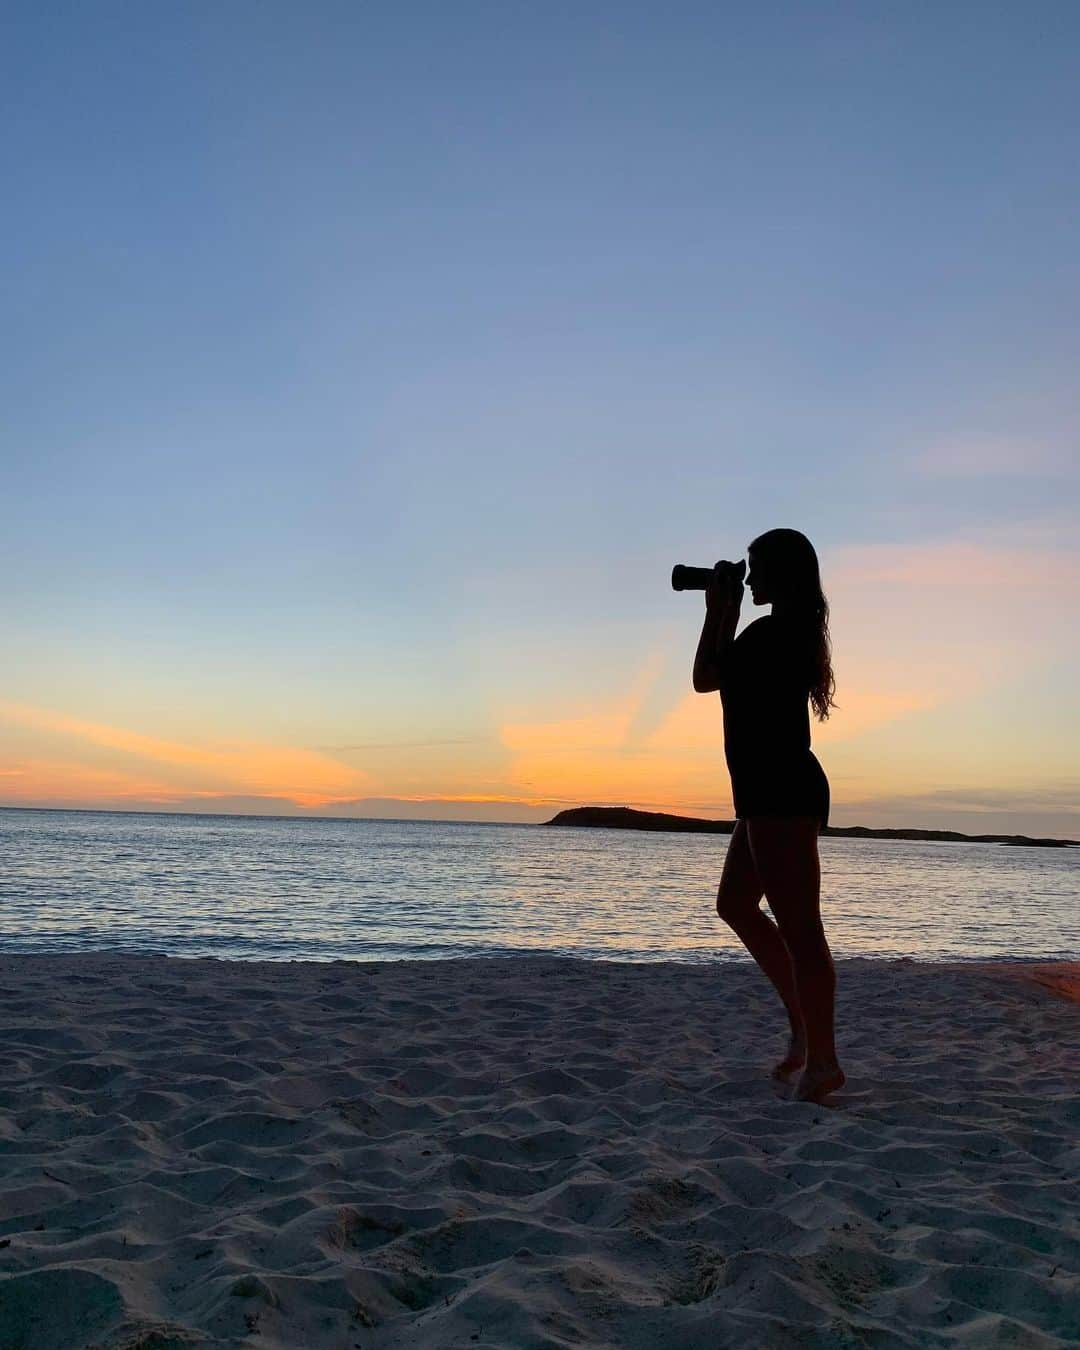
[1,802,1076,845]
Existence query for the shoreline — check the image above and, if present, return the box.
[3,947,1078,976]
[1,952,1077,1347]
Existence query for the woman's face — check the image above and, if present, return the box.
[746,549,771,605]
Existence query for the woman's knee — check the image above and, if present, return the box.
[712,858,761,923]
[716,883,762,925]
[715,821,763,923]
[779,920,831,963]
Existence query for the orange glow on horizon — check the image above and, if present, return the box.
[0,701,371,807]
[3,518,1077,829]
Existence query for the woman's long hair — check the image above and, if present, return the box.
[749,528,836,720]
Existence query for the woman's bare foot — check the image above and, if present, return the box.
[794,1061,845,1102]
[771,1030,807,1082]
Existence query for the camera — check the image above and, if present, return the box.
[671,559,746,591]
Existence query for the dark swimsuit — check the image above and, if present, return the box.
[719,614,830,829]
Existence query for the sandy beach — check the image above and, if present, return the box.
[0,954,1076,1349]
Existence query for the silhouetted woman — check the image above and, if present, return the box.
[693,528,844,1104]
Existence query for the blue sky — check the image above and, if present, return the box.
[3,3,1079,833]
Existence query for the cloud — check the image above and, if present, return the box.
[322,739,480,752]
[0,757,175,802]
[909,438,1070,478]
[867,782,1080,813]
[306,797,551,822]
[496,651,731,811]
[829,536,1080,592]
[0,701,371,807]
[0,791,554,825]
[824,530,1080,716]
[499,648,666,756]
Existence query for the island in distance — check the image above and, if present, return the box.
[546,806,1078,849]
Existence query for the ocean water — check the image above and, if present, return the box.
[0,807,1076,964]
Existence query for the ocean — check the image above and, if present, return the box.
[1,807,1076,964]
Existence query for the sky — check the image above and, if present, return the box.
[2,2,1079,835]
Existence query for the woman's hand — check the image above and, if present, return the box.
[693,559,744,691]
[705,559,745,621]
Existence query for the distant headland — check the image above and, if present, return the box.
[545,806,1078,849]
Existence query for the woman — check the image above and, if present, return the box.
[693,528,844,1104]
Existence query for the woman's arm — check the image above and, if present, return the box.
[692,563,743,692]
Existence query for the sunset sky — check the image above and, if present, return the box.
[4,4,1079,836]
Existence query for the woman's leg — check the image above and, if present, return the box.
[745,816,844,1102]
[715,819,807,1079]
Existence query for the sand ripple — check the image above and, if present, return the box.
[0,953,1077,1348]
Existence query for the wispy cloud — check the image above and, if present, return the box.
[904,783,1080,811]
[0,702,371,807]
[322,739,481,752]
[824,529,1080,716]
[829,535,1080,591]
[908,437,1071,478]
[0,791,555,824]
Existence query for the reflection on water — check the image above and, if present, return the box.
[0,808,1076,963]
